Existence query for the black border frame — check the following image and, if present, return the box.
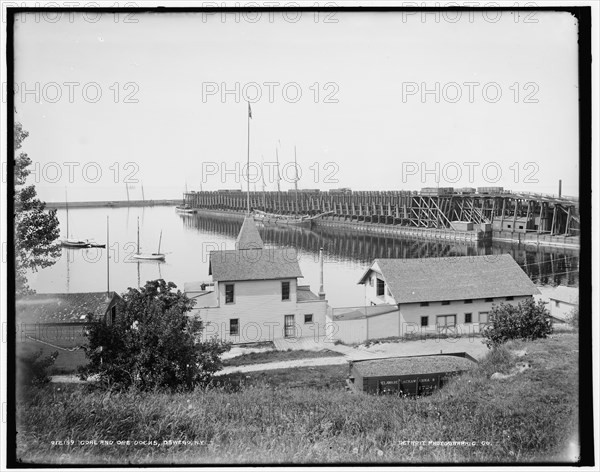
[5,5,594,468]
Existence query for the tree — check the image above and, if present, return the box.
[14,122,61,294]
[17,349,59,387]
[80,279,230,391]
[482,298,553,348]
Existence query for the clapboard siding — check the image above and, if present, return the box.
[327,297,532,344]
[364,262,397,305]
[193,279,327,343]
[399,296,532,336]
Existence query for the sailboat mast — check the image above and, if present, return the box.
[141,182,145,202]
[106,215,110,298]
[276,148,281,192]
[261,156,266,210]
[246,102,251,216]
[157,230,163,254]
[136,217,140,254]
[65,189,69,238]
[294,146,299,216]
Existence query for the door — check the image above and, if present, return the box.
[436,314,457,335]
[284,314,295,338]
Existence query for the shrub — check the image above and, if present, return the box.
[18,349,58,387]
[79,279,230,391]
[482,298,553,348]
[566,299,579,328]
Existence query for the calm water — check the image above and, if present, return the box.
[27,206,580,307]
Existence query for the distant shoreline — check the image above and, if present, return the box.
[45,200,181,209]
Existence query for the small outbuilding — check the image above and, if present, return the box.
[348,353,477,396]
[16,291,122,371]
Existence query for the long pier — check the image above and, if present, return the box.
[183,189,580,248]
[46,199,180,209]
[179,210,580,286]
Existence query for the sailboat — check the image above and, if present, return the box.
[61,189,92,248]
[175,181,197,213]
[132,217,166,261]
[252,145,332,227]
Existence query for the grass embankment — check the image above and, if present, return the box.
[223,349,343,367]
[16,333,579,464]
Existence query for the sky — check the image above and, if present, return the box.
[12,9,580,202]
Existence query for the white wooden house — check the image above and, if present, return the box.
[185,217,328,344]
[328,254,539,343]
[542,285,578,322]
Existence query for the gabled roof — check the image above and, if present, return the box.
[358,254,539,304]
[209,248,302,282]
[547,286,578,305]
[235,216,264,250]
[16,292,120,324]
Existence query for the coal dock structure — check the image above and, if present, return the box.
[181,187,580,249]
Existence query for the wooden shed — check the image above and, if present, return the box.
[348,353,477,396]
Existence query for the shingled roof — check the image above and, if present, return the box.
[16,292,121,324]
[209,248,303,282]
[358,254,539,304]
[235,217,264,250]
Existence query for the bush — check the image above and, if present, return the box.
[482,298,553,348]
[18,349,58,387]
[79,279,230,391]
[566,299,579,328]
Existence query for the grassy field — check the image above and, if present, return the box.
[16,333,579,464]
[223,349,343,367]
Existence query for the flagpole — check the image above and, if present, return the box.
[246,102,251,216]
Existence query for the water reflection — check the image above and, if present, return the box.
[180,212,579,288]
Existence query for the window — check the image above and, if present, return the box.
[376,278,385,297]
[420,302,429,307]
[442,300,451,306]
[304,314,313,324]
[555,300,560,307]
[506,296,514,301]
[110,306,116,325]
[369,277,374,287]
[484,298,493,303]
[465,313,472,323]
[420,316,429,327]
[225,284,235,304]
[479,312,489,324]
[229,319,239,336]
[282,281,290,301]
[518,225,524,230]
[464,299,473,304]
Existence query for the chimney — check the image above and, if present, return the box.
[318,247,326,300]
[558,180,562,198]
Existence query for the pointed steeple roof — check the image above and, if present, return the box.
[235,216,264,250]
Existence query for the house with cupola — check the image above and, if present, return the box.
[184,216,328,344]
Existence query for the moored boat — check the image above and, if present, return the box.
[131,218,166,261]
[175,204,197,213]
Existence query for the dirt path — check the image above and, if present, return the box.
[217,337,490,375]
[51,337,490,381]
